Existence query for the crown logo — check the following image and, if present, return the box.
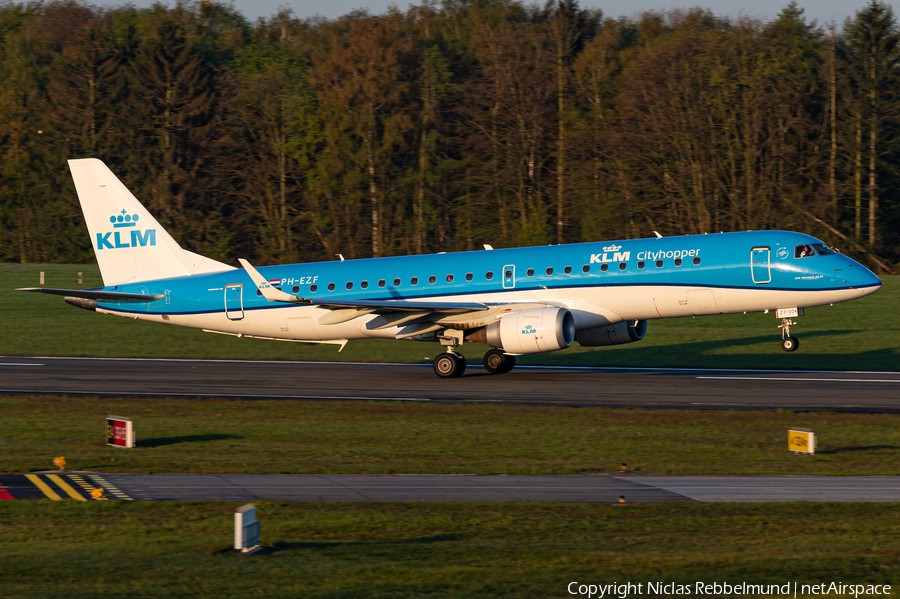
[602,244,622,252]
[109,209,139,229]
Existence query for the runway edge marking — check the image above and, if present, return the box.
[86,474,133,500]
[25,474,62,501]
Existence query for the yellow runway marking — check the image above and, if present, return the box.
[25,474,61,501]
[86,474,133,500]
[46,475,87,501]
[67,475,107,501]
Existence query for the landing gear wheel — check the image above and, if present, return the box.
[781,337,800,352]
[483,349,515,374]
[433,352,464,378]
[456,354,467,376]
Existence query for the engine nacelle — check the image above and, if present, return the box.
[576,319,648,347]
[472,307,575,354]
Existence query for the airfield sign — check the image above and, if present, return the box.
[107,416,135,448]
[788,429,815,454]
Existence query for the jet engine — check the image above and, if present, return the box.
[467,307,575,354]
[575,319,647,347]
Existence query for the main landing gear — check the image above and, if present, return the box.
[433,351,467,378]
[432,349,516,378]
[483,348,515,374]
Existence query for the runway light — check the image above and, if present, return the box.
[621,463,627,472]
[618,495,626,504]
[91,487,105,500]
[53,456,66,470]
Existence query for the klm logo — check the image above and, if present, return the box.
[521,324,537,335]
[590,244,630,264]
[96,210,156,250]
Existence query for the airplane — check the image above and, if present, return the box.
[19,158,883,378]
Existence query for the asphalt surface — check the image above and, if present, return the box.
[2,356,900,411]
[10,472,900,503]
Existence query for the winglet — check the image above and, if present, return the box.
[238,259,306,303]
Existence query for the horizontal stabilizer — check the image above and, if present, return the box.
[17,287,164,302]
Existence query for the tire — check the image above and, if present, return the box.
[457,354,467,376]
[781,337,800,352]
[498,354,516,374]
[433,352,461,378]
[483,349,506,374]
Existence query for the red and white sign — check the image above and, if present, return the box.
[106,417,135,448]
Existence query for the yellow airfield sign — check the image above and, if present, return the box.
[788,429,815,454]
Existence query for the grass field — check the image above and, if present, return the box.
[2,500,898,598]
[2,263,898,370]
[6,395,900,475]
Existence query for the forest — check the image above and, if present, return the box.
[1,0,898,273]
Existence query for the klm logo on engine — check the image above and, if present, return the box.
[96,210,156,250]
[590,244,630,264]
[522,324,536,335]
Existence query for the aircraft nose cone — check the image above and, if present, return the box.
[851,260,881,292]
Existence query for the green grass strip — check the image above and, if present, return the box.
[6,395,900,475]
[1,501,898,598]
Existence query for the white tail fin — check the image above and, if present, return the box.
[69,158,234,286]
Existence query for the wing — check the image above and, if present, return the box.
[17,287,164,302]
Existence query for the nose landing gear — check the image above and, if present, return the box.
[776,308,803,352]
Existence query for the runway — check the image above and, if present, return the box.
[2,355,900,411]
[10,472,900,503]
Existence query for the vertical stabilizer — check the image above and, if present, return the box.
[68,158,233,286]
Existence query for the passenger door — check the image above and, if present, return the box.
[751,247,771,284]
[224,284,244,320]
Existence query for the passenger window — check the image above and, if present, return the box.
[546,267,554,276]
[486,271,494,280]
[564,265,572,274]
[361,281,368,289]
[465,273,473,281]
[674,258,682,267]
[346,282,353,290]
[582,265,590,273]
[527,268,534,277]
[411,277,418,285]
[637,261,645,270]
[328,283,335,291]
[310,284,317,293]
[393,278,401,287]
[600,263,608,272]
[429,275,436,284]
[292,285,299,294]
[446,274,454,283]
[504,269,512,279]
[656,259,663,268]
[378,279,386,288]
[693,257,701,266]
[795,244,815,258]
[619,262,627,271]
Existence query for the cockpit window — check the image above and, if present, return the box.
[794,244,815,259]
[812,243,837,256]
